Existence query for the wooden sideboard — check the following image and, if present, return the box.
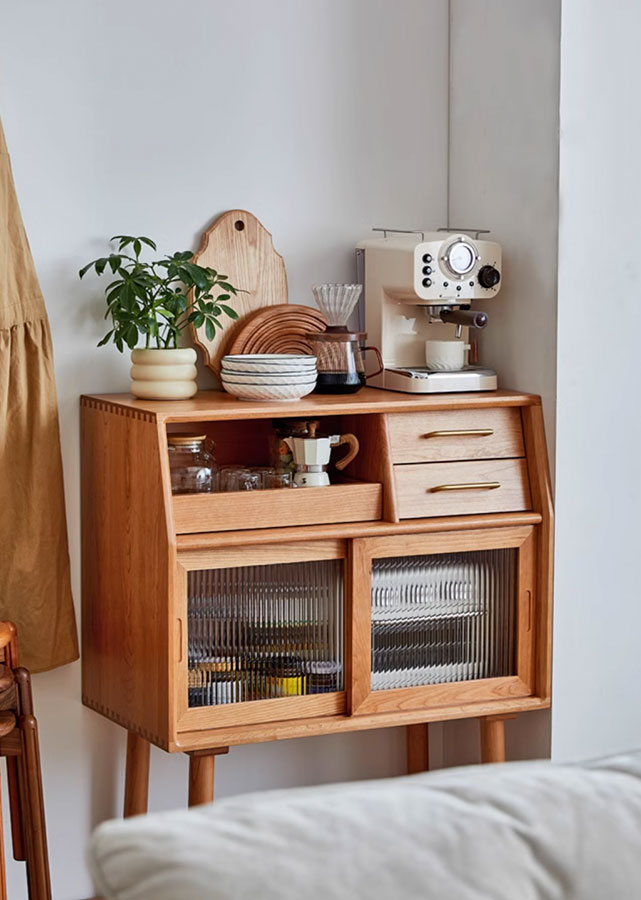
[80,387,553,814]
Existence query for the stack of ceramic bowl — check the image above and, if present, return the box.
[220,354,317,401]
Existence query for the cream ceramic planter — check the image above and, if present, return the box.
[130,348,198,400]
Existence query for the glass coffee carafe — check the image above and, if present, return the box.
[307,331,383,394]
[309,283,382,394]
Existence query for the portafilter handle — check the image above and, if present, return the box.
[438,309,489,330]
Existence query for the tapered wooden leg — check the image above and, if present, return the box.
[188,748,229,807]
[406,724,430,774]
[480,715,515,763]
[124,732,150,818]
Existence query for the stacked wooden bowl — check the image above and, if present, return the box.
[226,304,327,357]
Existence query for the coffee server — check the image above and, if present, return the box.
[356,228,502,393]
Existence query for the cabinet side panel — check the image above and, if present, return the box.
[81,400,171,747]
[521,403,554,701]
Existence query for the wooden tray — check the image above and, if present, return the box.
[226,304,327,357]
[191,210,288,374]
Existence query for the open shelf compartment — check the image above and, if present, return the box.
[167,414,384,533]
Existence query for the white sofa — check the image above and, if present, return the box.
[88,751,641,900]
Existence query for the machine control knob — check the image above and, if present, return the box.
[422,253,432,263]
[422,266,432,275]
[478,265,501,289]
[422,277,432,287]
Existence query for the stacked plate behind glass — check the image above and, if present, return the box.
[220,355,317,401]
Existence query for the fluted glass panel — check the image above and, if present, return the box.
[371,549,516,690]
[188,560,344,707]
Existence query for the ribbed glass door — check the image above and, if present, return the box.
[188,559,344,707]
[371,549,516,690]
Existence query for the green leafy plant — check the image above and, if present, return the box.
[79,235,240,351]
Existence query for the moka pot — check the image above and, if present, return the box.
[283,421,360,487]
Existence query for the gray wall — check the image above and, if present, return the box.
[553,0,641,761]
[444,0,561,766]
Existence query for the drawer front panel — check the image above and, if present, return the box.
[388,408,525,463]
[395,459,531,518]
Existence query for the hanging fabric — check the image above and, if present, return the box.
[0,118,78,672]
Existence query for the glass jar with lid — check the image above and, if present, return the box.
[167,433,217,494]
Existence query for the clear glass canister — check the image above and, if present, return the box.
[167,434,217,494]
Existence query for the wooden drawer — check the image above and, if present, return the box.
[172,480,382,533]
[388,408,524,463]
[394,459,531,519]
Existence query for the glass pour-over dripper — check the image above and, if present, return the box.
[311,284,362,332]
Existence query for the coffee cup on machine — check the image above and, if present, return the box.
[425,340,471,372]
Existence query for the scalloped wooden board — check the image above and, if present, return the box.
[191,210,288,374]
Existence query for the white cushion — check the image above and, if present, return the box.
[88,751,641,900]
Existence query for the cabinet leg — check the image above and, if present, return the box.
[188,748,229,807]
[124,732,150,817]
[479,715,515,764]
[406,724,430,774]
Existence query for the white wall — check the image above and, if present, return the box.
[552,0,641,760]
[0,1,449,896]
[444,0,561,765]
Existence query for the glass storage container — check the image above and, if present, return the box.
[168,434,217,494]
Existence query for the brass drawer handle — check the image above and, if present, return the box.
[422,428,494,439]
[430,481,501,493]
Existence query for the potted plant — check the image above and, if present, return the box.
[80,235,240,399]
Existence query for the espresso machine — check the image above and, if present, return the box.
[355,228,502,393]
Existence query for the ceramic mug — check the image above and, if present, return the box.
[425,340,470,372]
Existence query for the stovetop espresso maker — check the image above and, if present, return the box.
[283,420,360,487]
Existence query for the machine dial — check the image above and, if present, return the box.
[443,239,477,277]
[478,265,501,289]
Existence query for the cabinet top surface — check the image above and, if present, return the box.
[81,387,540,421]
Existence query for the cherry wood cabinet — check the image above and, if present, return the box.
[81,388,553,814]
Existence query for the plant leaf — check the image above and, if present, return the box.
[138,237,157,251]
[205,319,215,340]
[181,262,210,291]
[125,322,138,348]
[79,260,96,279]
[219,304,239,319]
[97,330,114,347]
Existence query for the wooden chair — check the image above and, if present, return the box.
[0,622,51,899]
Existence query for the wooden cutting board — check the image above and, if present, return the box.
[190,210,288,374]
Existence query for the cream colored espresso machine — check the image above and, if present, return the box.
[356,228,502,393]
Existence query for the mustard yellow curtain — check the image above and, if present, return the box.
[0,119,78,672]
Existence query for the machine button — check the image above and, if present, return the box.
[422,277,432,287]
[469,281,475,287]
[443,281,449,287]
[422,253,432,263]
[456,285,462,291]
[478,265,501,289]
[422,266,432,275]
